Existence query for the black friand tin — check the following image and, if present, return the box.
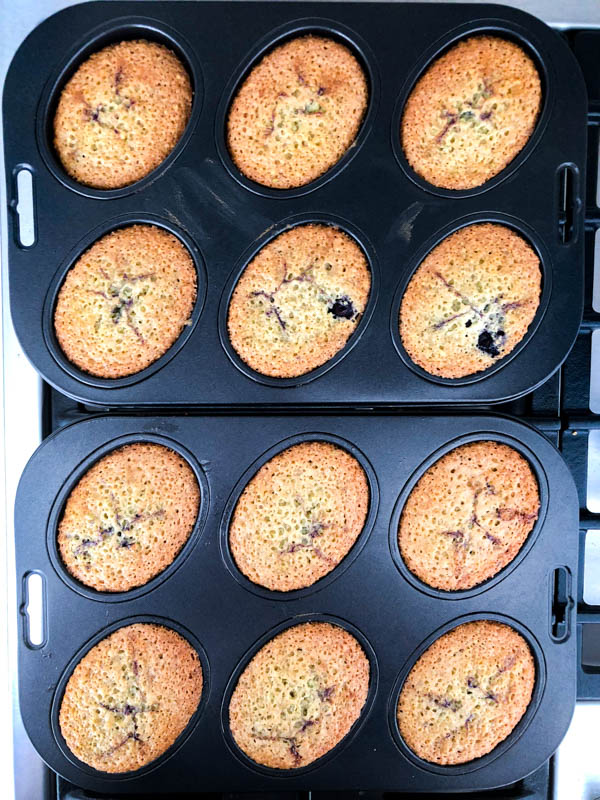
[3,1,587,406]
[15,414,577,793]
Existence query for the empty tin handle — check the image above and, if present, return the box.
[550,566,574,643]
[21,571,46,648]
[10,165,36,248]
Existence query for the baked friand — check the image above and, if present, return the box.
[58,443,200,592]
[398,441,539,591]
[401,35,541,190]
[229,441,369,591]
[399,223,541,379]
[54,224,197,379]
[397,620,535,764]
[59,623,203,772]
[229,621,370,769]
[54,40,192,189]
[227,35,368,189]
[228,223,370,378]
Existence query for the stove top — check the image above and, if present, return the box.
[2,1,599,798]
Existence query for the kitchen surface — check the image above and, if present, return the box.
[2,1,600,798]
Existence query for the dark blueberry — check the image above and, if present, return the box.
[111,305,123,323]
[477,330,500,358]
[328,295,356,320]
[465,319,472,328]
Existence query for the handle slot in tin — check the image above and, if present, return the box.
[12,166,36,248]
[556,163,580,244]
[550,566,574,642]
[22,571,46,648]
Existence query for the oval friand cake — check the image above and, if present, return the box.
[227,35,368,189]
[228,223,371,378]
[59,623,203,773]
[399,441,539,591]
[401,35,541,190]
[229,621,370,769]
[54,40,192,189]
[229,441,369,591]
[397,620,535,764]
[58,443,200,592]
[54,224,197,379]
[399,223,541,379]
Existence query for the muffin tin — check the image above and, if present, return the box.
[3,1,587,406]
[15,414,578,793]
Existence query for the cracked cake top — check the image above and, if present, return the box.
[398,440,540,591]
[58,442,200,592]
[229,440,369,592]
[399,222,542,379]
[54,224,197,379]
[59,623,203,773]
[227,223,371,378]
[226,35,368,189]
[54,40,192,189]
[401,35,541,190]
[229,621,370,769]
[397,620,535,764]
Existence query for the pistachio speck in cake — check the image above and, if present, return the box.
[54,40,192,189]
[227,35,368,189]
[401,35,541,190]
[399,223,541,378]
[228,223,371,378]
[54,224,197,379]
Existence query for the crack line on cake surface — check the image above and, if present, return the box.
[264,72,327,140]
[435,80,495,145]
[432,712,477,752]
[96,641,159,759]
[249,260,358,336]
[279,516,336,566]
[84,270,156,344]
[249,682,335,765]
[69,497,165,558]
[430,270,532,359]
